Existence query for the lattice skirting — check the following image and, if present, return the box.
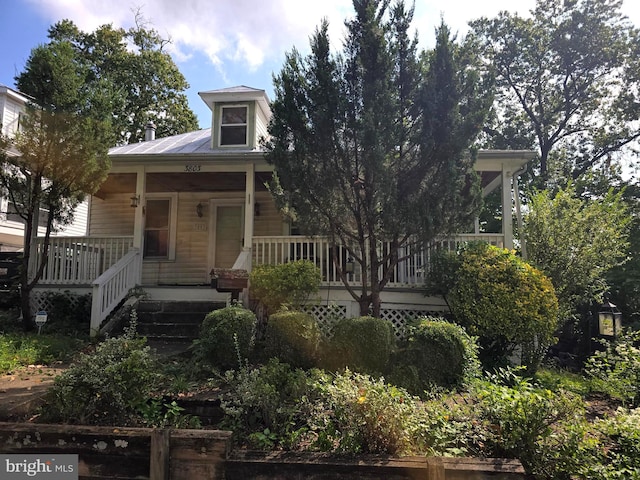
[305,302,448,339]
[30,288,90,316]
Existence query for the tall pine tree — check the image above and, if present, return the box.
[265,0,493,316]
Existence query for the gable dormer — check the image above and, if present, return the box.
[198,86,271,150]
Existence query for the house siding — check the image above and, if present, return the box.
[89,194,135,236]
[89,170,285,286]
[0,95,22,137]
[255,105,269,144]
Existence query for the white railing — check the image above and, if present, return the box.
[252,234,505,288]
[90,248,141,337]
[33,236,134,284]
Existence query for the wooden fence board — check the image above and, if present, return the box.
[0,423,526,480]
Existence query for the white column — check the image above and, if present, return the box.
[513,174,526,259]
[243,163,255,250]
[502,166,513,250]
[132,166,145,252]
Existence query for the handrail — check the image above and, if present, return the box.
[90,248,141,337]
[33,236,134,284]
[252,234,505,287]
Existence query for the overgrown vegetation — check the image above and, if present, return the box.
[38,315,198,428]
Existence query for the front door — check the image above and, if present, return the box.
[213,204,244,268]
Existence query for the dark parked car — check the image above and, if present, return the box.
[0,252,21,308]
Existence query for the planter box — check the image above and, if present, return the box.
[210,269,249,300]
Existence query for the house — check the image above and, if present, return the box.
[30,86,535,336]
[0,85,89,253]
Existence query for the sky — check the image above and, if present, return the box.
[1,0,639,129]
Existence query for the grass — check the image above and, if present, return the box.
[0,308,87,374]
[534,366,592,397]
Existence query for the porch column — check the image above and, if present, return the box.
[132,166,145,251]
[502,165,513,250]
[243,163,255,250]
[514,174,526,259]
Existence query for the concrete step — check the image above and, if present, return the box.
[135,300,225,341]
[138,322,201,337]
[137,311,208,325]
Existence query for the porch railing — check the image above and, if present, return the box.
[90,248,141,337]
[252,234,505,288]
[33,236,134,284]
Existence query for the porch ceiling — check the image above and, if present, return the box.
[95,172,272,197]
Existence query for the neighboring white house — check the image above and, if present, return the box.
[0,85,89,253]
[29,85,536,336]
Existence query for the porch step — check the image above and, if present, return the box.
[135,300,226,342]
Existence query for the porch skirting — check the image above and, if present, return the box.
[30,285,448,339]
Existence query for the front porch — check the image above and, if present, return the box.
[31,233,505,336]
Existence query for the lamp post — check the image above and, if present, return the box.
[598,297,623,338]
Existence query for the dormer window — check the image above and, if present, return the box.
[220,105,248,146]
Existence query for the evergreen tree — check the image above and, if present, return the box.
[265,0,493,316]
[2,41,112,329]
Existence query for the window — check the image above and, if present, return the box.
[220,106,247,146]
[144,199,171,258]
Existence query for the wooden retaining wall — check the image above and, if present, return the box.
[0,423,231,479]
[226,451,528,480]
[0,423,528,479]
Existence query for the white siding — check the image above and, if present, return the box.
[0,95,23,137]
[89,194,135,236]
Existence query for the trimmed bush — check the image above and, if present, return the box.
[440,242,559,372]
[391,317,480,393]
[192,305,256,370]
[263,309,321,368]
[250,260,321,313]
[325,316,396,375]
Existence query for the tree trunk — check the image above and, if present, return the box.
[358,297,371,317]
[20,285,33,332]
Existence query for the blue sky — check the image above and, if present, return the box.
[2,0,639,130]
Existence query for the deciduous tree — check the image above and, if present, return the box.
[47,12,198,144]
[470,0,640,187]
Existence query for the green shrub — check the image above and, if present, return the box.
[585,330,640,407]
[585,408,640,478]
[220,359,323,449]
[250,260,321,313]
[325,316,396,375]
[435,242,559,373]
[192,305,256,371]
[40,324,159,425]
[263,309,321,368]
[472,368,584,474]
[391,317,480,393]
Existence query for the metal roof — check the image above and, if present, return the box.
[108,128,265,157]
